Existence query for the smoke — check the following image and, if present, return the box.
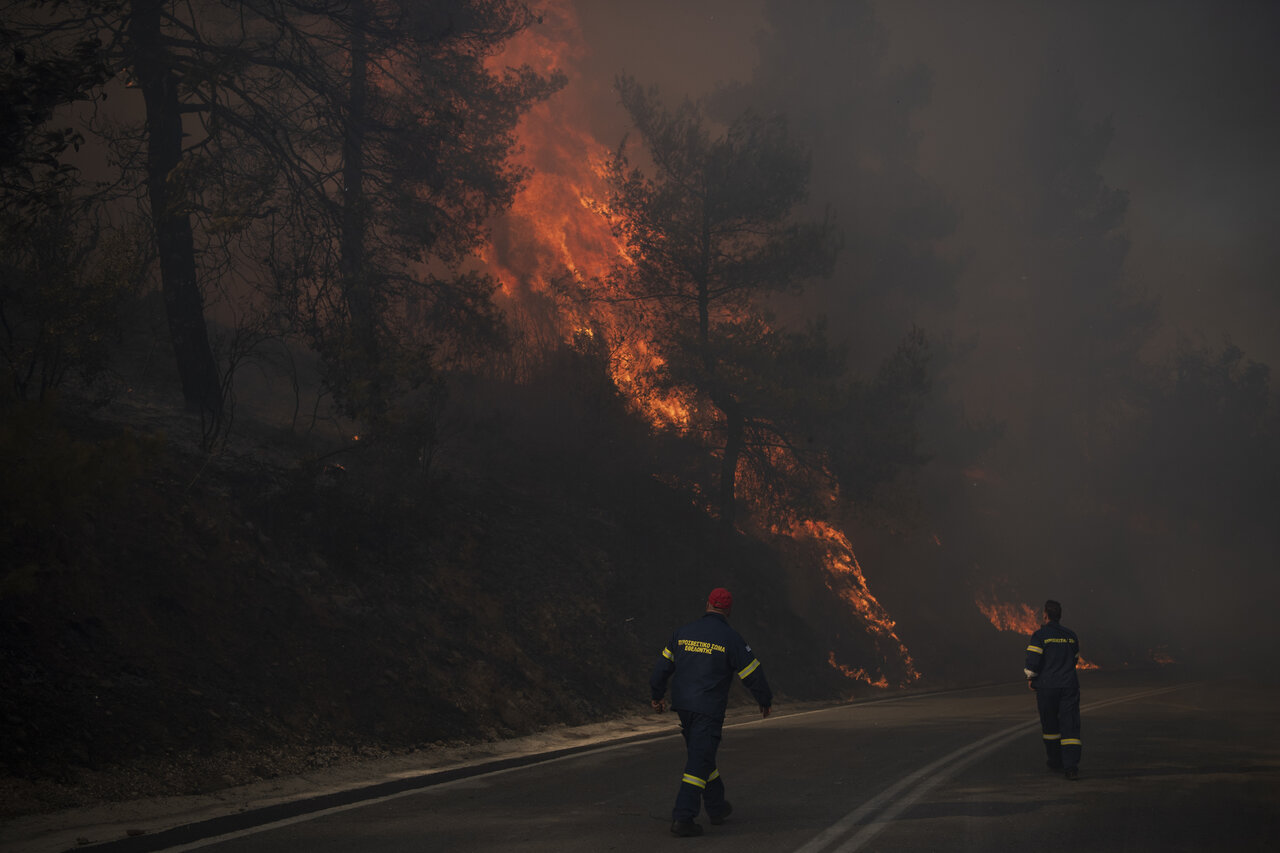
[543,0,1280,675]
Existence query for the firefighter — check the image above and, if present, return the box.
[651,587,773,837]
[1024,599,1082,779]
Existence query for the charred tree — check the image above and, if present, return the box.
[126,0,221,418]
[0,23,130,401]
[243,0,563,425]
[338,0,381,419]
[4,0,561,435]
[4,0,225,418]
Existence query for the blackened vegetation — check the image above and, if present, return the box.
[4,0,1279,821]
[0,364,859,817]
[0,0,564,445]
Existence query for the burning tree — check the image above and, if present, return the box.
[600,76,838,526]
[591,78,931,684]
[3,0,562,444]
[253,0,566,426]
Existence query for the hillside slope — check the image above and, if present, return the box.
[0,391,862,818]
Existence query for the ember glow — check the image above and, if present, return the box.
[485,1,916,685]
[827,651,888,689]
[482,5,612,297]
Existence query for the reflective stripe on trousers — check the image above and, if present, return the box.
[1036,686,1083,769]
[673,710,726,821]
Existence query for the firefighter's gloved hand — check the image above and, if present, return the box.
[651,699,666,713]
[760,705,771,719]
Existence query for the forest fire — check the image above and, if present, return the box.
[974,591,1042,634]
[827,652,889,689]
[794,519,921,686]
[485,1,916,686]
[976,590,1099,669]
[483,0,691,427]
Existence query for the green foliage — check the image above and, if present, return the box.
[826,327,934,505]
[710,0,959,359]
[605,77,836,320]
[603,77,840,523]
[1138,340,1279,526]
[603,77,941,525]
[1014,70,1156,464]
[0,401,163,571]
[655,315,847,522]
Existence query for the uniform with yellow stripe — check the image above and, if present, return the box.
[651,611,772,824]
[1024,616,1082,773]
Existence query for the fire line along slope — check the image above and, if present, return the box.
[0,392,871,819]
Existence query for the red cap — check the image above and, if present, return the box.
[707,587,733,611]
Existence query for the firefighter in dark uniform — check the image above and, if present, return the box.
[1024,599,1082,779]
[651,587,773,837]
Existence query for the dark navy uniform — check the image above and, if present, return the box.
[1024,619,1082,772]
[651,611,772,824]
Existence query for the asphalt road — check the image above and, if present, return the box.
[78,671,1279,852]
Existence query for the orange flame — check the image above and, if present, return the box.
[977,591,1102,669]
[483,2,615,298]
[787,519,920,686]
[827,651,889,688]
[974,592,1041,635]
[487,4,916,686]
[484,0,691,427]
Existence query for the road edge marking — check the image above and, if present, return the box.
[793,683,1197,853]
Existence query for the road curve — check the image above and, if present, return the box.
[66,671,1280,852]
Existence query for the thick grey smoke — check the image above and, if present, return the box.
[571,0,1280,672]
[579,0,1280,376]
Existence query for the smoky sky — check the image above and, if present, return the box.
[567,0,1280,663]
[575,0,1280,380]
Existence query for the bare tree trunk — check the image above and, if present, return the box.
[341,0,381,418]
[717,400,743,527]
[127,0,221,418]
[695,254,740,525]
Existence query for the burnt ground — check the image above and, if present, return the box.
[1,385,906,822]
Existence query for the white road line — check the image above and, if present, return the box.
[125,682,1192,852]
[139,733,668,852]
[793,683,1196,853]
[125,685,999,850]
